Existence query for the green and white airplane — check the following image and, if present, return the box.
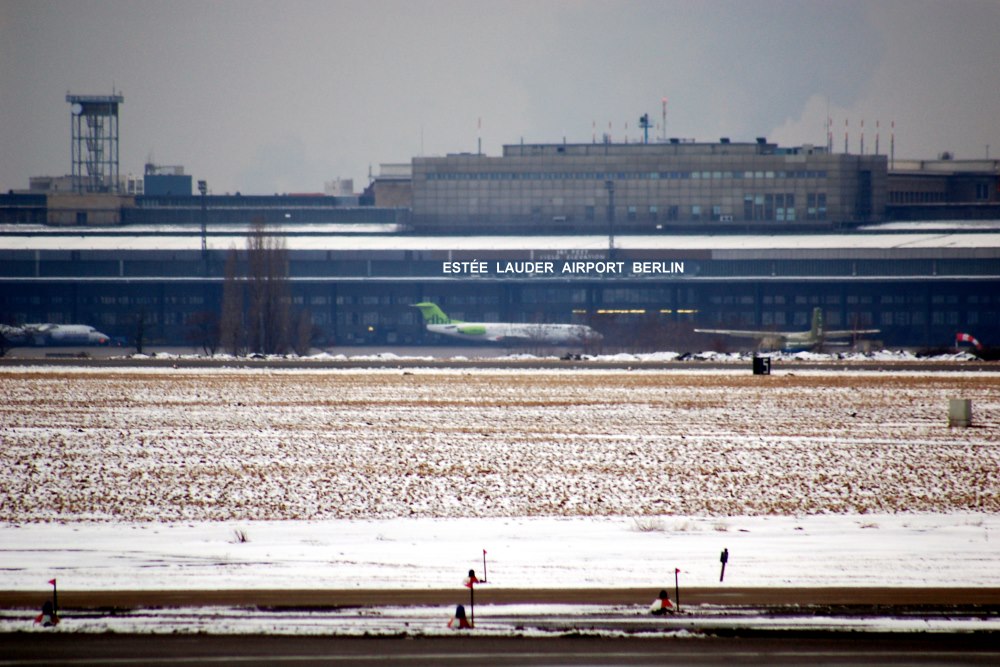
[694,307,879,351]
[411,302,602,344]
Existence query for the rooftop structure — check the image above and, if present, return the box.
[66,93,124,194]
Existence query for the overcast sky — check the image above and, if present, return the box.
[2,0,999,195]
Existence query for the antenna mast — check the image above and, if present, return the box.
[639,113,651,144]
[661,97,667,142]
[891,120,895,168]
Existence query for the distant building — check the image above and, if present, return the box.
[887,158,1000,220]
[17,177,133,224]
[125,173,144,195]
[410,139,887,232]
[27,175,76,194]
[45,192,134,225]
[6,137,999,231]
[143,164,192,197]
[324,178,355,197]
[369,164,413,208]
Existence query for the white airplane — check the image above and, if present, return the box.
[694,307,879,351]
[411,302,602,345]
[0,323,111,346]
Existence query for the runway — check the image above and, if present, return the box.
[3,633,999,666]
[2,588,998,642]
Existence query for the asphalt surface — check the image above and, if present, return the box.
[2,588,998,647]
[2,633,1000,666]
[2,587,1000,609]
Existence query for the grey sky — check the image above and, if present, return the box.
[2,0,999,195]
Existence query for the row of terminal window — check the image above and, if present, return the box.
[575,193,827,222]
[425,170,829,181]
[889,183,993,203]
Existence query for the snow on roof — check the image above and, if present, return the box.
[2,231,999,253]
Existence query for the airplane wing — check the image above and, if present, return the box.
[693,328,785,340]
[824,329,881,338]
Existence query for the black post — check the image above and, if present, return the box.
[465,568,478,626]
[483,549,488,583]
[720,548,729,582]
[674,568,680,613]
[49,578,58,620]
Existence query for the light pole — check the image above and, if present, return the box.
[605,180,615,261]
[198,180,208,263]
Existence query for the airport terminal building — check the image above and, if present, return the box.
[409,139,887,232]
[1,227,997,351]
[2,130,998,352]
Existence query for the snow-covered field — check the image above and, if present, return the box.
[1,365,998,598]
[2,366,997,521]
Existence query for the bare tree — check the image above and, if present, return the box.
[245,221,291,355]
[219,246,245,356]
[132,308,147,355]
[292,308,315,356]
[217,223,293,357]
[185,310,220,356]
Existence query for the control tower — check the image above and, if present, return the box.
[66,92,124,193]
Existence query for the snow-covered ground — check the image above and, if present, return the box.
[1,367,997,588]
[1,514,997,592]
[121,347,984,364]
[2,513,998,635]
[1,364,998,635]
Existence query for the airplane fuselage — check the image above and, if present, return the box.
[1,324,110,346]
[411,301,601,345]
[426,321,600,344]
[694,308,879,352]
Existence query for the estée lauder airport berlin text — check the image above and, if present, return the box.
[442,260,684,276]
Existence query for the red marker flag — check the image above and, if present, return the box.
[49,579,56,586]
[956,333,983,350]
[464,573,480,589]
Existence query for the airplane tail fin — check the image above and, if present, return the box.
[810,307,824,338]
[411,302,454,325]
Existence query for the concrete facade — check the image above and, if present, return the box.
[45,193,134,225]
[888,159,1000,205]
[411,140,887,232]
[370,164,414,208]
[885,159,1000,221]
